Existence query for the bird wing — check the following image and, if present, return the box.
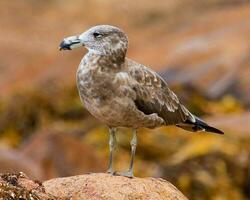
[126,59,195,125]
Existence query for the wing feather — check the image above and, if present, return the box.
[127,60,195,125]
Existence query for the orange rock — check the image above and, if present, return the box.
[43,173,188,200]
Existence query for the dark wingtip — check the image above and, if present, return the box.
[204,125,224,134]
[194,116,224,134]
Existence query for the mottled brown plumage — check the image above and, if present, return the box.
[60,25,223,177]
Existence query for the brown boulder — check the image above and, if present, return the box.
[43,173,188,200]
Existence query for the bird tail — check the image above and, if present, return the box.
[176,116,224,134]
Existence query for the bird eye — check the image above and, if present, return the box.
[93,32,102,38]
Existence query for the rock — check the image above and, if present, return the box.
[0,172,57,199]
[0,172,187,200]
[43,173,188,200]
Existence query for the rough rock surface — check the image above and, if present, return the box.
[0,172,57,199]
[43,173,188,200]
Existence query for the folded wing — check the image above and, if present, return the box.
[127,60,195,126]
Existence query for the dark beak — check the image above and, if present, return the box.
[59,40,72,51]
[59,37,82,51]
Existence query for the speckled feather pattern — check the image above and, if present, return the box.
[75,25,195,129]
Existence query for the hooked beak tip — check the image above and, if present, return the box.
[59,35,83,51]
[59,40,72,51]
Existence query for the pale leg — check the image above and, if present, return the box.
[115,129,137,178]
[107,127,117,174]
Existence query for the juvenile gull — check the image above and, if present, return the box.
[59,25,223,178]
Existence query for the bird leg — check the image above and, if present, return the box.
[107,127,117,174]
[128,129,137,175]
[114,129,137,178]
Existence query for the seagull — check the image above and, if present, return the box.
[59,25,223,178]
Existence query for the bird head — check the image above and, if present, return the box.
[59,25,128,56]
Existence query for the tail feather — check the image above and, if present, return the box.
[177,116,224,134]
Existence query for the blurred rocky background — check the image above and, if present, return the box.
[0,0,250,199]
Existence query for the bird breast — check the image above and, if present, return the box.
[76,61,138,127]
[77,66,110,103]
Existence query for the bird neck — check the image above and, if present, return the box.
[89,49,126,63]
[85,52,125,71]
[108,48,126,64]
